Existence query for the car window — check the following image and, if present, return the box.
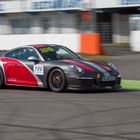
[5,49,19,59]
[38,47,58,61]
[18,48,39,61]
[37,45,80,61]
[56,48,77,59]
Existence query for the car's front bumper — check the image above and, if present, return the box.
[67,76,121,91]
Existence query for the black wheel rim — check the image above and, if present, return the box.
[50,71,63,89]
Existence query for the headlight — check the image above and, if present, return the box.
[107,62,117,70]
[69,65,84,74]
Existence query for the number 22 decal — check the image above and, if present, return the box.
[33,65,44,75]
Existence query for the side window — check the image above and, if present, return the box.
[56,48,74,59]
[18,48,39,61]
[5,50,19,59]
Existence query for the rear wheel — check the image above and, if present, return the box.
[0,68,4,88]
[48,68,66,92]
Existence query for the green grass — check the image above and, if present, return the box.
[78,44,131,61]
[122,80,140,90]
[79,53,112,61]
[103,43,130,49]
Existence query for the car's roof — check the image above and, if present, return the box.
[2,44,64,56]
[31,44,65,49]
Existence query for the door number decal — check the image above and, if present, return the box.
[33,65,44,75]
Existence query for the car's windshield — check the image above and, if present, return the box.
[37,45,80,61]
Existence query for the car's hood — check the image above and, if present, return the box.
[62,59,111,74]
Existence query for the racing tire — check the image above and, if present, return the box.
[48,68,67,92]
[0,68,4,88]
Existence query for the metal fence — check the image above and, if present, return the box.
[80,21,129,44]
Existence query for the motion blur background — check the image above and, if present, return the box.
[0,0,140,51]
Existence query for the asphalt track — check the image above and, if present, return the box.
[0,53,140,140]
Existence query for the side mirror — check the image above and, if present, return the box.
[28,56,40,63]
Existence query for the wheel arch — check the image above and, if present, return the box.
[46,66,67,90]
[0,66,5,86]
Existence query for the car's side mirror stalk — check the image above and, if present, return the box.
[28,56,40,63]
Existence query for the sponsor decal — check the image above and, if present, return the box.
[33,64,44,75]
[39,47,54,53]
[7,78,16,82]
[101,76,115,81]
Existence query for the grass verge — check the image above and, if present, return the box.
[122,80,140,90]
[102,43,130,49]
[79,53,112,61]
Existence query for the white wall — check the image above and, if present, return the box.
[0,1,22,13]
[95,0,119,8]
[130,31,140,52]
[0,34,80,52]
[95,0,140,9]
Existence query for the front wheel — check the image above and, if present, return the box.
[0,68,4,88]
[48,68,67,92]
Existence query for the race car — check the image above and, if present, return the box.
[0,44,121,92]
